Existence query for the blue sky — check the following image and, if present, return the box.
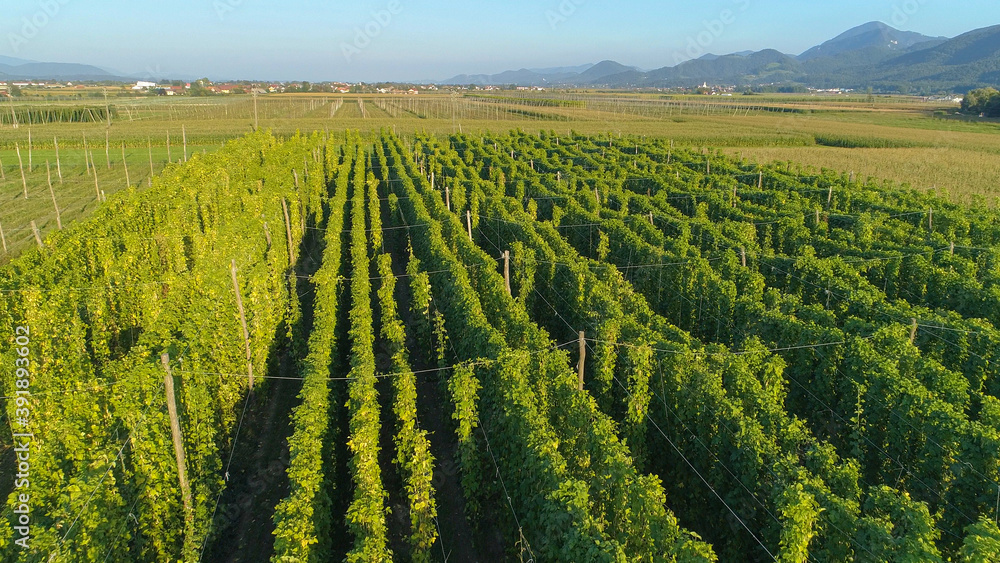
[3,0,999,82]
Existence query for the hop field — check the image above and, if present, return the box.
[2,128,1000,562]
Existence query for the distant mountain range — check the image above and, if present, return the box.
[442,60,638,86]
[0,56,120,81]
[441,21,1000,93]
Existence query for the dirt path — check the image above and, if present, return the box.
[372,256,412,558]
[201,359,300,563]
[202,213,324,562]
[384,215,504,562]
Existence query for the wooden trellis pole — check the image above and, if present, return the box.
[105,129,111,169]
[47,162,61,230]
[160,353,193,519]
[503,250,511,295]
[182,125,188,162]
[30,221,42,248]
[577,331,586,391]
[93,160,102,202]
[54,136,62,183]
[230,260,255,391]
[83,133,91,175]
[0,220,7,253]
[148,138,154,186]
[122,143,130,186]
[281,198,295,266]
[16,144,26,198]
[466,210,473,240]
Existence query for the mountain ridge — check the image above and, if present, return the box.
[437,21,1000,93]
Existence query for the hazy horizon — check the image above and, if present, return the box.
[4,0,1000,82]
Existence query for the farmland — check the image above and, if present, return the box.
[1,91,999,260]
[2,92,1000,561]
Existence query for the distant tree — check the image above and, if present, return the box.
[190,79,213,97]
[10,85,22,97]
[961,88,1000,116]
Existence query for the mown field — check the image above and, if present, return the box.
[1,93,1000,561]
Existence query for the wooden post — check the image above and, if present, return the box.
[16,144,27,198]
[0,220,6,253]
[445,185,451,211]
[928,207,933,232]
[649,211,654,225]
[166,131,172,163]
[54,136,62,183]
[160,353,193,518]
[706,158,710,175]
[299,199,306,235]
[577,331,586,391]
[732,186,737,208]
[466,209,473,241]
[740,247,747,268]
[815,209,821,227]
[910,318,918,344]
[94,163,102,202]
[30,221,42,248]
[263,222,273,249]
[758,170,763,190]
[950,241,955,255]
[253,87,259,130]
[293,170,299,190]
[594,188,600,204]
[105,128,111,169]
[27,129,32,172]
[7,94,17,129]
[281,198,295,266]
[827,185,833,208]
[0,154,5,181]
[83,133,91,175]
[557,171,561,182]
[122,143,130,186]
[430,171,434,189]
[47,162,61,230]
[148,138,154,186]
[503,250,511,295]
[230,261,255,391]
[182,125,188,162]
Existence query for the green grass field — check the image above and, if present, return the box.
[1,91,997,262]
